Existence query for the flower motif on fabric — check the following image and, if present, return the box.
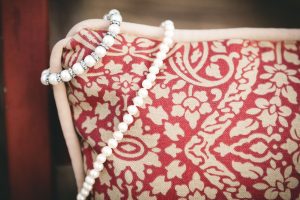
[112,73,140,94]
[256,64,299,104]
[246,96,292,132]
[241,40,259,61]
[111,34,160,64]
[261,64,299,88]
[68,89,92,119]
[171,85,212,129]
[281,114,300,174]
[253,160,299,200]
[175,172,218,200]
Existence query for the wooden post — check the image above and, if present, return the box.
[1,0,52,199]
[0,1,10,197]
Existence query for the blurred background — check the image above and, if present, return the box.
[1,0,300,199]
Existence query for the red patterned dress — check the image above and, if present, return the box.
[62,29,300,200]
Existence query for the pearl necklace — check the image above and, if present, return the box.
[40,9,123,85]
[76,20,175,200]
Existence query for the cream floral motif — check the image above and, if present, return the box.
[261,64,299,88]
[254,42,299,105]
[241,40,259,61]
[259,41,300,65]
[103,90,120,107]
[246,96,292,129]
[150,175,172,195]
[151,83,170,99]
[175,172,218,200]
[68,89,92,119]
[171,86,212,129]
[83,82,101,97]
[281,114,300,174]
[63,29,300,200]
[103,60,124,75]
[145,106,168,126]
[256,64,299,104]
[253,160,299,200]
[112,73,141,94]
[110,34,162,64]
[163,122,185,141]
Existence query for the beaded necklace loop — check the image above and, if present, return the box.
[40,9,123,86]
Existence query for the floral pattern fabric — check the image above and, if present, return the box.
[62,28,300,200]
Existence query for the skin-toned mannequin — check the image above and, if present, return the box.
[48,19,300,191]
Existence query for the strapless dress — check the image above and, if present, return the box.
[61,28,300,200]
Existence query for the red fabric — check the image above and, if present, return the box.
[62,29,300,200]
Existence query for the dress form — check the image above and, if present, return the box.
[49,20,300,199]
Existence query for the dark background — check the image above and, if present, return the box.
[1,0,300,199]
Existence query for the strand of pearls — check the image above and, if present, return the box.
[76,20,175,200]
[40,9,122,86]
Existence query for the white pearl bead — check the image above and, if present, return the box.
[156,52,166,60]
[163,20,175,30]
[138,88,148,98]
[85,176,95,185]
[127,105,138,115]
[96,153,106,163]
[159,43,169,53]
[165,24,175,31]
[109,9,120,15]
[133,96,144,107]
[142,79,152,89]
[84,55,96,67]
[93,162,104,172]
[164,30,174,38]
[42,69,50,75]
[164,20,174,27]
[72,63,85,75]
[90,169,100,178]
[147,72,156,82]
[101,146,112,157]
[108,24,120,35]
[108,138,118,149]
[123,113,134,124]
[95,46,107,57]
[77,194,85,200]
[163,37,173,46]
[154,59,163,67]
[40,73,49,85]
[81,188,89,197]
[48,73,58,85]
[149,65,160,74]
[60,70,72,82]
[118,122,128,132]
[110,14,122,22]
[102,35,115,47]
[83,182,93,191]
[113,131,124,141]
